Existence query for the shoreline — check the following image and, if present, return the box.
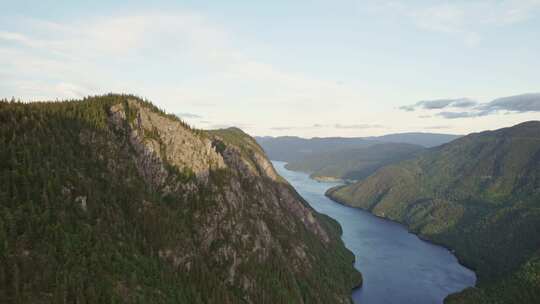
[324,186,478,286]
[284,162,476,273]
[282,165,356,184]
[283,164,364,303]
[281,162,364,302]
[280,161,477,302]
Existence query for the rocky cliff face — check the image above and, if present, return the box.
[0,95,360,304]
[112,99,334,268]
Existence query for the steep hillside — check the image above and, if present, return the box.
[0,95,361,303]
[285,142,424,181]
[327,121,540,304]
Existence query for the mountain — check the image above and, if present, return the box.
[254,136,374,162]
[364,132,461,148]
[285,143,425,181]
[255,132,459,163]
[0,95,361,303]
[327,121,540,304]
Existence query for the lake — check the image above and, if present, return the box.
[273,161,476,304]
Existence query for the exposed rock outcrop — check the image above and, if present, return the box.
[0,95,360,304]
[105,98,358,303]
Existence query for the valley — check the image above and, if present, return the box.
[327,121,540,303]
[274,161,476,304]
[3,2,539,303]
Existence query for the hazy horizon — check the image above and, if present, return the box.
[2,0,540,137]
[254,129,464,138]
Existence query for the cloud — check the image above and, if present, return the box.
[0,12,235,100]
[270,126,297,131]
[55,82,93,98]
[452,99,478,108]
[421,99,465,109]
[399,105,415,112]
[423,125,452,130]
[268,123,384,131]
[400,98,477,111]
[437,111,480,119]
[176,112,202,119]
[271,124,324,130]
[314,123,384,129]
[412,1,540,31]
[208,123,252,130]
[0,11,374,128]
[0,31,36,46]
[411,4,467,34]
[435,93,540,119]
[333,123,383,129]
[378,1,540,46]
[480,93,540,112]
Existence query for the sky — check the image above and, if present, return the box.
[1,0,540,137]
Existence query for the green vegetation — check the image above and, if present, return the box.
[0,95,360,303]
[327,121,540,304]
[255,133,459,163]
[285,142,424,181]
[255,136,374,162]
[208,128,265,156]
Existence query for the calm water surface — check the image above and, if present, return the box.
[273,161,476,304]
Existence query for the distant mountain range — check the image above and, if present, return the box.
[363,132,462,147]
[255,132,460,163]
[285,142,425,181]
[327,121,540,304]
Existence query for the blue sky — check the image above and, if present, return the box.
[1,0,540,137]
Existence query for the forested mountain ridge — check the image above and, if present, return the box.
[327,121,540,304]
[363,132,461,148]
[284,142,424,181]
[255,132,459,163]
[255,136,374,162]
[0,94,361,303]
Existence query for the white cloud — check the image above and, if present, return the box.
[411,4,467,34]
[400,98,478,111]
[267,123,385,131]
[1,11,386,138]
[423,125,452,130]
[0,12,371,111]
[373,0,540,46]
[334,123,384,129]
[412,1,540,30]
[4,6,534,137]
[408,93,540,119]
[55,82,94,98]
[0,31,36,46]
